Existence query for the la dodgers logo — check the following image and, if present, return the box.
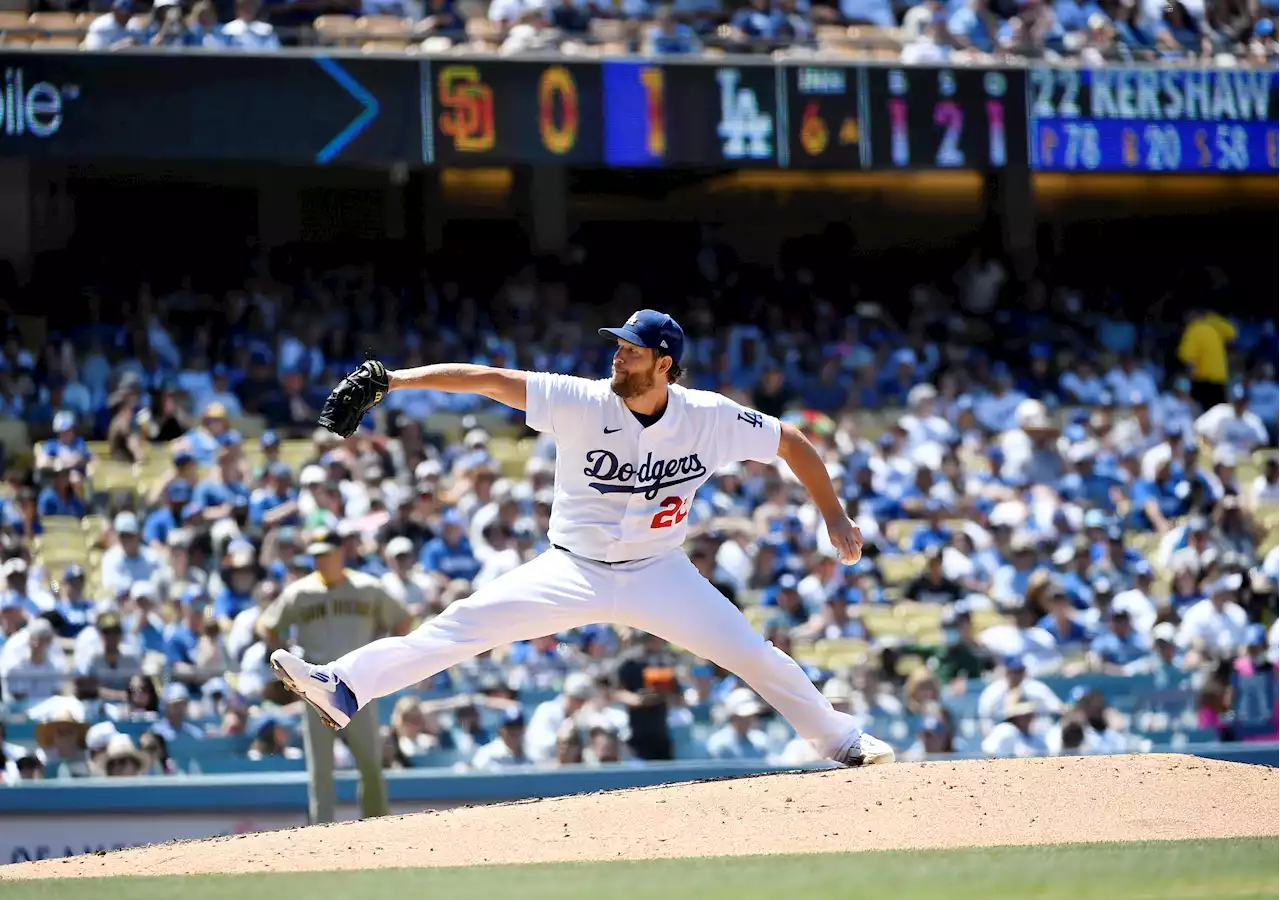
[584,450,707,500]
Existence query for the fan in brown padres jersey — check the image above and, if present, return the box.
[256,526,411,825]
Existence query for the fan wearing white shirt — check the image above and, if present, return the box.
[980,693,1048,758]
[977,656,1063,723]
[380,538,438,617]
[1176,574,1250,659]
[221,0,282,49]
[1194,385,1270,453]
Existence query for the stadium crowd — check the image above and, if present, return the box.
[0,0,1275,64]
[0,226,1277,785]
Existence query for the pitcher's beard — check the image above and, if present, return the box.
[610,368,657,399]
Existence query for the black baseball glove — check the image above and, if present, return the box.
[318,360,389,438]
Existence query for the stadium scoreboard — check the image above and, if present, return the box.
[0,52,1274,173]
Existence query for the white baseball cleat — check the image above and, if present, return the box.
[270,649,353,730]
[831,730,896,767]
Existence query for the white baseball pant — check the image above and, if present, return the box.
[330,547,857,757]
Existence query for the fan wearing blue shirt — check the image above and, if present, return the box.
[191,440,251,523]
[164,586,211,669]
[38,410,93,474]
[53,565,96,637]
[1088,610,1149,671]
[213,544,258,625]
[948,0,995,51]
[143,479,192,548]
[908,499,953,553]
[419,509,481,583]
[645,6,702,53]
[1037,588,1092,648]
[249,462,300,529]
[37,463,87,518]
[761,573,811,628]
[1129,459,1189,532]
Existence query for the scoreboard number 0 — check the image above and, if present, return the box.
[538,66,579,156]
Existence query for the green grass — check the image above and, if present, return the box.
[6,838,1277,900]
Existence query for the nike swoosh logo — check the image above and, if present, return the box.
[603,427,622,434]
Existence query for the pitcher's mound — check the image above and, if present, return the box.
[4,754,1276,880]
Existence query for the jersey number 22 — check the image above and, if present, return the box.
[651,496,692,529]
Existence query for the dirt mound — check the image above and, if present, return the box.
[5,754,1275,880]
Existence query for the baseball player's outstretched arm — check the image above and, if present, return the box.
[388,364,528,411]
[777,423,863,565]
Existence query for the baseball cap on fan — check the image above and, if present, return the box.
[599,310,685,365]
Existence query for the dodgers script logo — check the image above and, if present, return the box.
[584,450,707,499]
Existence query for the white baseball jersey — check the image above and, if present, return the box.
[525,372,782,562]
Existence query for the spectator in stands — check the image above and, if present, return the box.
[470,707,530,769]
[1,618,68,703]
[103,734,150,777]
[1089,609,1150,673]
[387,696,441,760]
[138,730,176,775]
[1177,574,1250,661]
[247,715,303,761]
[977,656,1062,722]
[981,693,1048,758]
[1195,383,1269,453]
[1038,585,1091,651]
[948,0,997,52]
[644,5,702,53]
[79,610,141,700]
[419,508,480,584]
[706,688,771,760]
[152,682,206,742]
[904,547,965,605]
[143,480,192,550]
[34,698,92,778]
[85,721,119,776]
[37,464,84,521]
[1177,306,1235,410]
[101,512,161,597]
[380,536,439,618]
[1,558,39,619]
[901,711,959,761]
[53,565,94,638]
[213,543,258,627]
[220,0,282,49]
[82,0,146,49]
[37,411,92,475]
[525,672,597,763]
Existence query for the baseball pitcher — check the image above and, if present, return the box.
[257,528,412,823]
[271,310,893,767]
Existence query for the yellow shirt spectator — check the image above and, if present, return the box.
[1177,312,1235,385]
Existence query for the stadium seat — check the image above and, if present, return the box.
[358,14,412,36]
[0,10,29,30]
[361,39,413,52]
[314,13,361,44]
[27,11,79,31]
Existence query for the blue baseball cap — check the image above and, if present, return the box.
[1002,655,1026,671]
[599,310,685,365]
[63,563,85,581]
[52,410,76,433]
[1245,622,1267,645]
[441,508,465,527]
[1172,375,1191,393]
[173,448,195,466]
[260,430,280,448]
[167,479,192,504]
[1228,382,1246,402]
[180,585,208,608]
[267,461,292,479]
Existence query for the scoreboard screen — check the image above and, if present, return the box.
[1027,67,1279,173]
[865,67,1027,170]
